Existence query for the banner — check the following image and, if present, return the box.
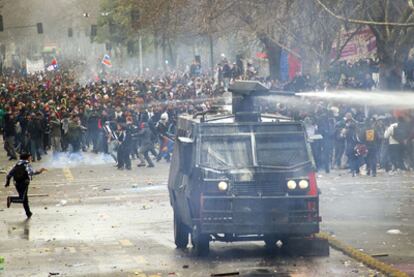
[26,59,45,74]
[288,51,302,81]
[279,50,289,82]
[330,26,377,62]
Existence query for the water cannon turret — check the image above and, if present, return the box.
[228,81,270,122]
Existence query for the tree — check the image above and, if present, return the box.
[315,0,414,89]
[190,0,349,79]
[98,0,189,68]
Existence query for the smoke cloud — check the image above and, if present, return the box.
[40,152,114,169]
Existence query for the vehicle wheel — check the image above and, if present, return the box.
[191,227,210,256]
[174,212,189,249]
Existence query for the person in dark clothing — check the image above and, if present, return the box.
[67,115,83,152]
[155,113,170,162]
[345,121,360,177]
[361,73,375,90]
[27,113,44,162]
[4,111,17,160]
[334,120,346,169]
[115,123,132,170]
[87,111,100,153]
[5,153,47,218]
[126,118,139,159]
[137,123,156,168]
[316,110,335,173]
[49,114,62,154]
[222,62,232,88]
[42,109,51,154]
[16,110,29,154]
[363,118,380,177]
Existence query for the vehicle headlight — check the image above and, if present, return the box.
[287,180,297,190]
[298,180,309,189]
[218,181,228,191]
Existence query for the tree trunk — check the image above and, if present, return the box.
[162,33,167,70]
[209,34,214,70]
[319,55,331,80]
[167,39,175,68]
[259,34,281,80]
[154,32,159,69]
[375,39,401,91]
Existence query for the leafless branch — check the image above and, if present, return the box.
[315,0,414,26]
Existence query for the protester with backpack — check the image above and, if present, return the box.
[364,118,380,177]
[4,153,47,218]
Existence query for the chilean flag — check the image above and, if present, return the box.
[46,57,58,71]
[102,54,112,67]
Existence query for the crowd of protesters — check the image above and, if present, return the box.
[0,57,413,176]
[0,61,224,171]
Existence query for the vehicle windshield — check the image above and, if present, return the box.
[200,133,309,169]
[256,134,310,167]
[200,136,253,169]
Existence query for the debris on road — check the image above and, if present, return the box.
[371,253,389,258]
[28,194,49,197]
[141,205,152,210]
[387,229,402,235]
[211,272,240,276]
[56,200,68,207]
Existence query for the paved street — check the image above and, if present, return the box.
[1,151,412,276]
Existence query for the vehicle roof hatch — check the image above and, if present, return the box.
[229,81,269,122]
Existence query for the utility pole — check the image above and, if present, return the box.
[139,35,143,75]
[209,34,214,70]
[208,0,214,70]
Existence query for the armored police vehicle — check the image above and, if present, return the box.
[168,81,328,256]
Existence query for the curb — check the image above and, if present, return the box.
[316,232,409,277]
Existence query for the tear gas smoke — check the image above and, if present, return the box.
[39,152,114,169]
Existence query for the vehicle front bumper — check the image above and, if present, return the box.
[198,195,320,235]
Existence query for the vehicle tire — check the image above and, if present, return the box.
[174,212,189,249]
[192,228,210,256]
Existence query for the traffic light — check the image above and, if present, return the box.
[37,23,43,34]
[0,15,3,32]
[91,25,97,37]
[68,27,73,38]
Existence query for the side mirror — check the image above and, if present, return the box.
[178,137,193,175]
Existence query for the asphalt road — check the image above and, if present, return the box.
[1,151,412,276]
